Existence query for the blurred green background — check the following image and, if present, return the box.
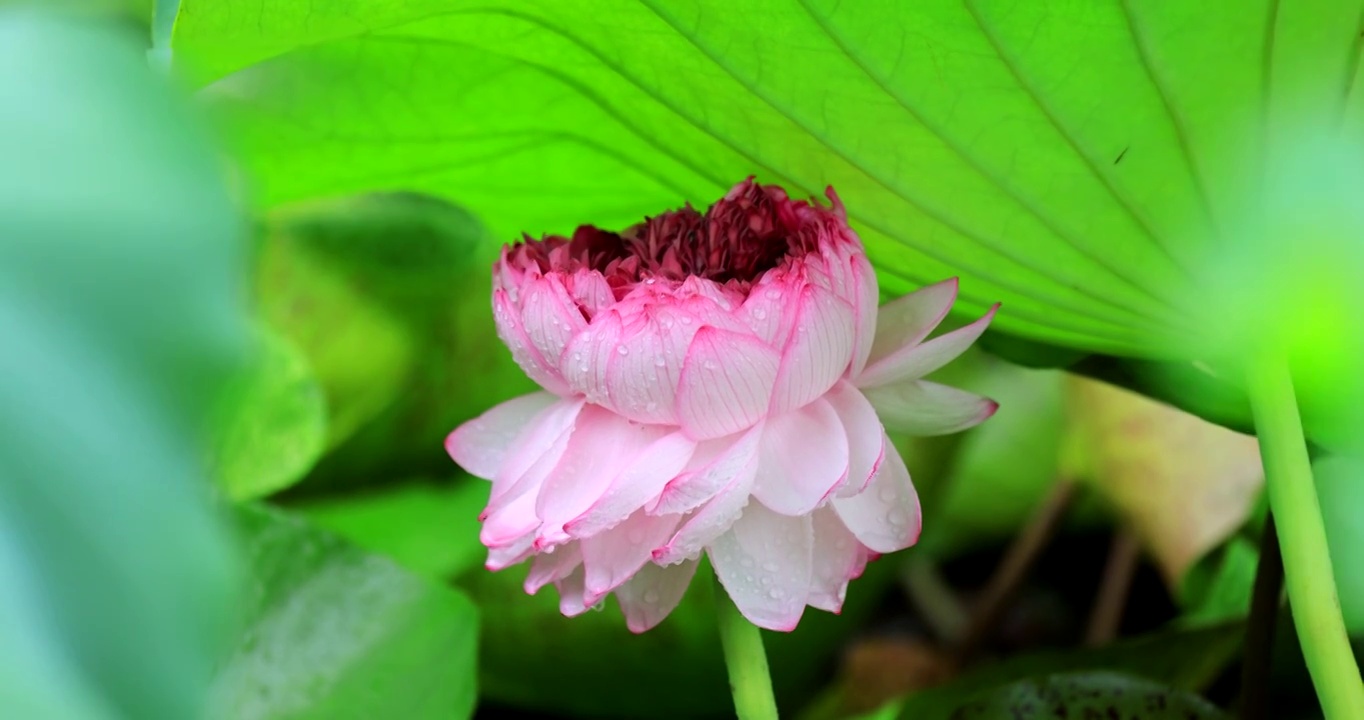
[4,1,1363,718]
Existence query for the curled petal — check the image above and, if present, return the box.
[651,426,763,516]
[858,278,957,381]
[486,532,536,572]
[494,289,571,395]
[481,489,539,549]
[751,398,849,516]
[554,565,593,617]
[535,406,670,546]
[769,285,856,415]
[807,508,865,613]
[653,447,761,566]
[581,511,682,601]
[676,327,780,440]
[833,439,921,553]
[616,560,699,633]
[525,541,582,595]
[857,304,998,388]
[566,431,695,537]
[482,398,584,515]
[825,381,885,498]
[445,391,556,480]
[708,503,813,631]
[520,275,588,370]
[567,269,614,319]
[863,380,999,436]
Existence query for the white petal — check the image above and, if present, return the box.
[751,398,849,516]
[566,431,695,537]
[524,541,582,594]
[485,530,535,571]
[769,285,856,415]
[650,426,763,516]
[534,406,669,546]
[825,381,886,497]
[482,398,584,515]
[652,453,760,566]
[863,380,999,436]
[808,508,864,613]
[857,278,957,382]
[857,304,997,388]
[554,565,593,617]
[581,511,682,600]
[676,327,780,440]
[445,392,557,480]
[833,439,921,553]
[708,504,813,631]
[616,560,699,633]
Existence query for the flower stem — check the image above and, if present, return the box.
[1246,354,1364,718]
[712,568,779,720]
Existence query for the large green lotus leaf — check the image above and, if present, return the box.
[174,0,1327,356]
[0,9,249,719]
[209,503,479,720]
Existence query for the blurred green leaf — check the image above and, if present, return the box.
[211,326,327,500]
[0,8,248,720]
[948,672,1229,720]
[209,503,479,720]
[256,193,531,489]
[1313,455,1364,636]
[1180,535,1258,627]
[297,478,487,579]
[890,622,1242,720]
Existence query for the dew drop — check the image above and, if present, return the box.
[617,346,629,355]
[643,589,660,603]
[761,560,779,572]
[877,485,897,503]
[654,356,667,367]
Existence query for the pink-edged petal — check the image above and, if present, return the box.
[520,275,588,370]
[445,392,557,480]
[554,565,593,617]
[566,431,695,537]
[858,278,957,381]
[832,438,921,553]
[494,289,571,395]
[848,251,880,378]
[708,503,813,631]
[862,380,999,436]
[581,511,682,600]
[857,304,998,389]
[739,277,800,346]
[676,327,780,440]
[560,309,623,407]
[524,541,581,594]
[616,559,699,633]
[751,398,849,516]
[807,508,864,613]
[650,425,763,516]
[652,453,760,565]
[535,405,669,546]
[485,531,535,571]
[769,285,856,415]
[825,381,886,498]
[567,269,613,319]
[481,490,539,548]
[483,398,584,514]
[603,305,698,424]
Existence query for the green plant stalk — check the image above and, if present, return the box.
[1246,355,1364,718]
[710,568,780,720]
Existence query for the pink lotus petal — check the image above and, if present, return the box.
[560,309,624,407]
[825,381,886,498]
[493,289,571,395]
[848,251,880,378]
[857,278,957,381]
[568,269,614,319]
[862,380,999,436]
[708,503,813,631]
[566,431,695,537]
[769,285,856,415]
[650,426,763,516]
[520,274,588,370]
[603,305,699,424]
[807,508,864,613]
[652,452,760,565]
[857,304,998,388]
[739,277,800,346]
[481,490,540,549]
[483,398,584,514]
[535,405,670,545]
[525,541,582,594]
[445,392,556,481]
[751,398,850,516]
[832,438,921,553]
[554,565,593,617]
[581,511,683,600]
[616,559,699,633]
[676,326,780,440]
[485,531,536,571]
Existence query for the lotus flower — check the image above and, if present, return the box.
[447,179,998,632]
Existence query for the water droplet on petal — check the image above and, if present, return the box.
[878,485,897,503]
[643,589,660,603]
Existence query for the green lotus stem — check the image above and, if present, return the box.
[1246,354,1364,718]
[711,568,779,720]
